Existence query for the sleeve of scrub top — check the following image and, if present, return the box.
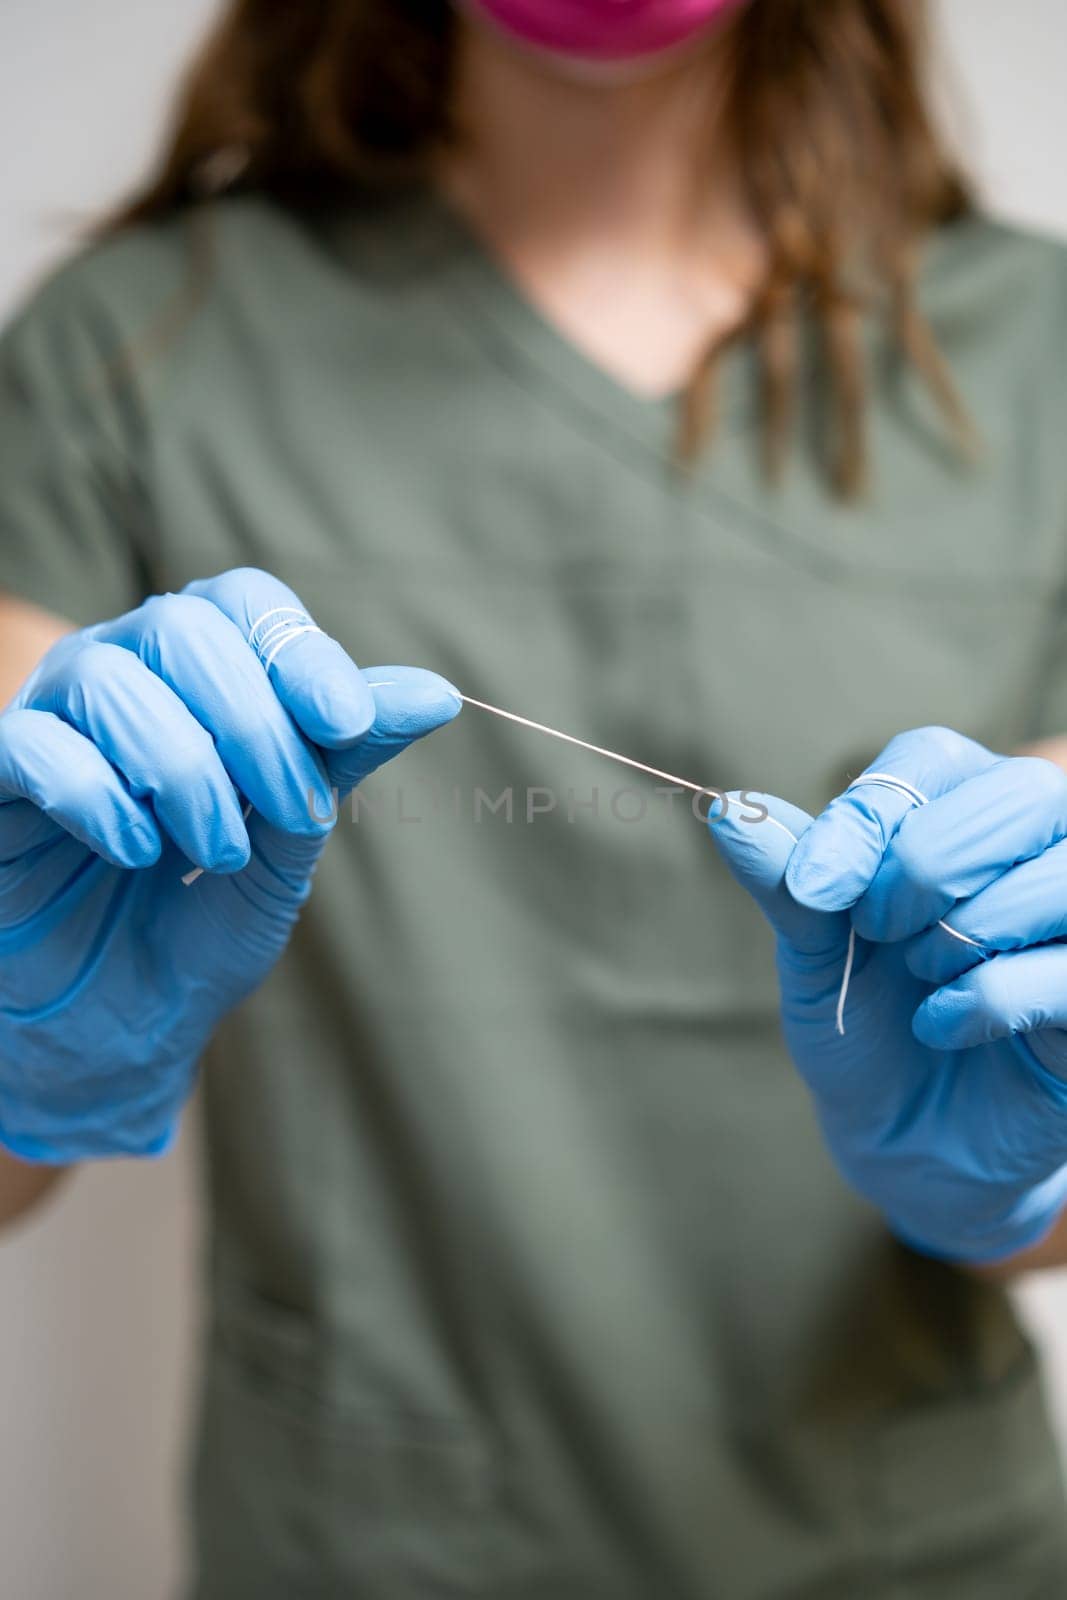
[1026,253,1067,744]
[0,261,154,629]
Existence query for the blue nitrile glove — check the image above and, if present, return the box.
[0,567,460,1163]
[709,726,1067,1265]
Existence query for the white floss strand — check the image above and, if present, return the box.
[177,682,987,1050]
[846,772,929,808]
[836,928,857,1038]
[178,683,769,896]
[935,920,986,951]
[832,771,989,1036]
[832,771,932,1037]
[181,686,723,883]
[456,694,716,797]
[247,607,325,673]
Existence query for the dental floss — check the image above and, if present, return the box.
[833,774,987,1035]
[179,684,721,887]
[836,931,856,1038]
[179,679,981,1050]
[456,693,717,798]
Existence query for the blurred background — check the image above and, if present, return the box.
[1,2,1066,1595]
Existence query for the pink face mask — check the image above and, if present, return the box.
[463,0,744,62]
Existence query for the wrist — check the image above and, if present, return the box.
[887,1165,1067,1271]
[0,1118,179,1164]
[964,1202,1067,1281]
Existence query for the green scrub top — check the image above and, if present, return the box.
[2,189,1067,1599]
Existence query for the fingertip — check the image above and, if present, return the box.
[89,804,161,871]
[706,790,852,957]
[366,667,464,738]
[911,994,946,1051]
[211,834,253,874]
[785,866,851,912]
[304,671,377,749]
[785,812,878,911]
[175,798,253,876]
[706,791,805,889]
[912,984,976,1052]
[122,819,163,870]
[709,789,805,829]
[287,797,339,842]
[275,644,377,750]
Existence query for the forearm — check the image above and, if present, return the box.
[0,596,77,1231]
[0,1147,67,1228]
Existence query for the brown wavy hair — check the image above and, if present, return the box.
[112,0,974,493]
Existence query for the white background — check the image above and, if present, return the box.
[0,3,1065,1595]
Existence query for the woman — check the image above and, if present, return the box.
[2,1,1067,1594]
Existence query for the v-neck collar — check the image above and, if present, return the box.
[329,184,760,469]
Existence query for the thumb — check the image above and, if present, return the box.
[323,666,461,796]
[205,668,460,889]
[709,790,853,978]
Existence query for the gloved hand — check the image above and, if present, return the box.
[0,567,460,1163]
[709,726,1067,1265]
